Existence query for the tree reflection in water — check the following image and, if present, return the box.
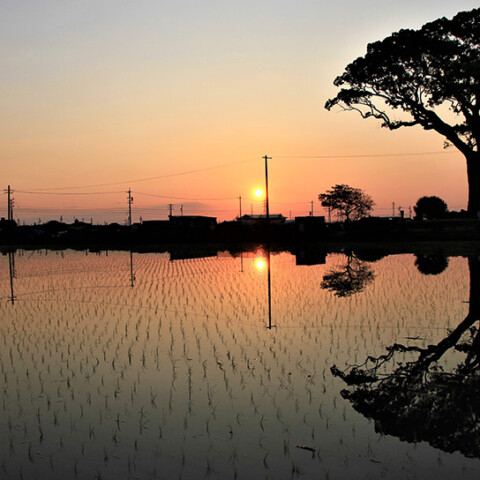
[332,256,480,458]
[321,251,375,297]
[414,253,449,275]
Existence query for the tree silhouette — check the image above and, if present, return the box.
[321,252,375,297]
[318,184,374,221]
[414,196,448,220]
[331,256,480,458]
[325,9,480,215]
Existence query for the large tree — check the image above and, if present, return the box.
[414,195,448,220]
[325,8,480,216]
[318,184,374,221]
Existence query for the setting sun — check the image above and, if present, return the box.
[254,189,263,198]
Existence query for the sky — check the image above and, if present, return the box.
[1,0,479,224]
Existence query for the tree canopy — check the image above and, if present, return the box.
[325,8,480,214]
[318,184,374,221]
[414,195,448,220]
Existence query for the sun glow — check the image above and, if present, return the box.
[255,258,266,270]
[254,189,263,198]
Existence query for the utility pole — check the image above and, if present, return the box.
[169,204,173,218]
[310,200,314,216]
[238,195,242,218]
[5,185,14,221]
[263,155,271,221]
[392,202,395,217]
[7,185,11,221]
[180,205,183,216]
[328,206,331,223]
[127,189,133,227]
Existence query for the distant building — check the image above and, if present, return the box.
[237,214,286,226]
[295,247,326,266]
[70,219,92,231]
[295,216,326,235]
[169,215,217,231]
[140,220,169,232]
[0,218,17,231]
[169,247,218,261]
[0,218,17,242]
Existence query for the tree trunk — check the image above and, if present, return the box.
[469,256,480,319]
[466,152,480,216]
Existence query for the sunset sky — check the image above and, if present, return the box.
[1,0,478,223]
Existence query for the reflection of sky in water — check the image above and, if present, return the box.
[0,250,477,479]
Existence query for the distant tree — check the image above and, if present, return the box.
[414,196,448,220]
[318,184,374,221]
[325,9,480,216]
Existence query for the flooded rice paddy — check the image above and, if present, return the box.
[0,248,479,479]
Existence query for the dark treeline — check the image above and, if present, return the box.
[0,215,480,248]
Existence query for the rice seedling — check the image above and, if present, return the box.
[0,250,472,479]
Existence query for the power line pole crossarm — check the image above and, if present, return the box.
[5,185,14,221]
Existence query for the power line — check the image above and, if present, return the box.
[271,200,311,205]
[15,150,454,193]
[7,148,467,222]
[135,191,237,201]
[18,157,259,191]
[273,151,456,159]
[14,207,129,213]
[15,190,125,195]
[15,189,238,202]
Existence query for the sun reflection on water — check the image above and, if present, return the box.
[255,258,266,270]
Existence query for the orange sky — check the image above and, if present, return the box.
[1,1,476,223]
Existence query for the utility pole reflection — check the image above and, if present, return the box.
[266,250,273,329]
[8,250,15,304]
[255,250,275,329]
[129,251,136,288]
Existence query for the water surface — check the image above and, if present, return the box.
[0,248,477,479]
